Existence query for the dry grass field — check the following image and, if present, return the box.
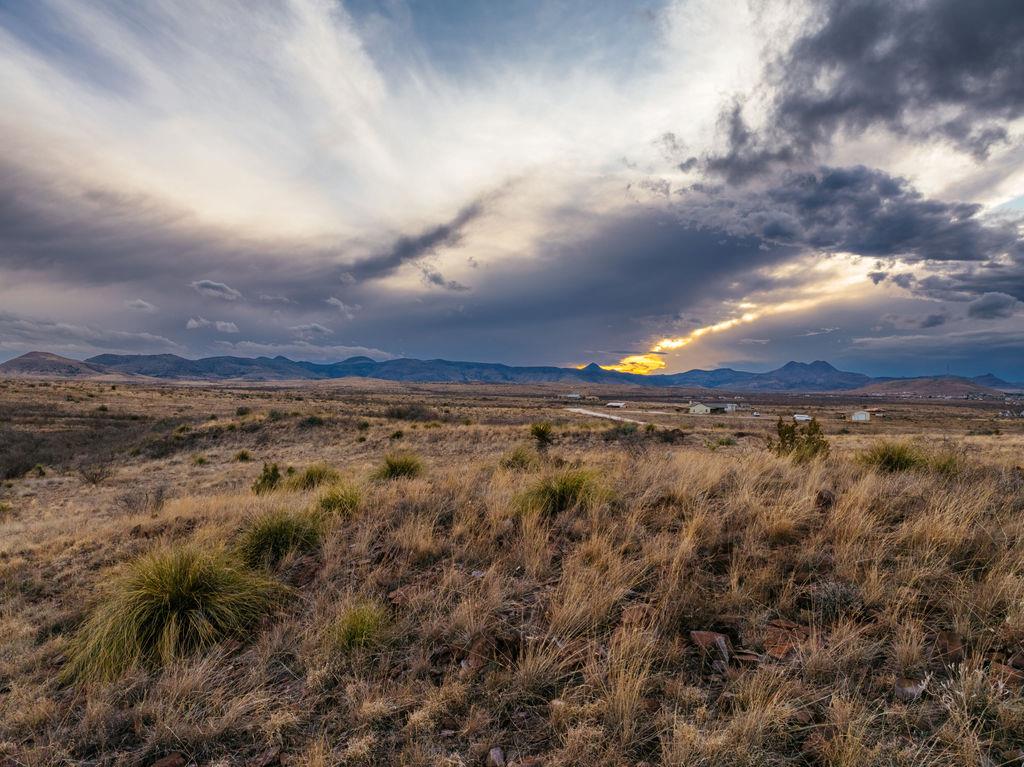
[2,378,1024,766]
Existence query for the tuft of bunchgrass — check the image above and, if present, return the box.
[62,544,283,684]
[285,463,340,492]
[522,469,596,516]
[323,601,389,653]
[500,445,541,471]
[237,509,323,569]
[859,441,927,473]
[317,482,362,517]
[372,453,424,481]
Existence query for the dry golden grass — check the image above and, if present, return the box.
[1,379,1023,765]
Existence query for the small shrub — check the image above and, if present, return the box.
[390,430,404,440]
[373,453,423,481]
[235,450,252,462]
[299,415,325,428]
[236,406,252,417]
[500,445,540,471]
[357,420,370,431]
[385,403,439,421]
[62,545,283,683]
[317,482,362,517]
[237,509,323,569]
[770,417,829,462]
[77,461,113,486]
[603,422,639,442]
[285,463,340,491]
[530,422,555,450]
[95,404,108,413]
[0,501,13,521]
[324,601,389,653]
[523,469,596,516]
[252,462,282,495]
[860,441,927,473]
[192,453,208,466]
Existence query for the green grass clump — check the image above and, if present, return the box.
[523,469,596,516]
[860,441,928,473]
[317,482,362,517]
[324,601,389,653]
[285,463,340,492]
[237,509,323,569]
[252,463,282,495]
[235,450,252,462]
[372,453,424,481]
[62,545,283,683]
[500,445,540,471]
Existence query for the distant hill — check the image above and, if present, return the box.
[851,376,1003,398]
[0,351,118,379]
[971,373,1024,392]
[0,351,1016,397]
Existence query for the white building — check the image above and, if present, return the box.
[564,392,582,399]
[606,401,626,408]
[690,403,728,414]
[851,410,870,422]
[793,413,812,422]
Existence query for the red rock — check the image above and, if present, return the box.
[689,630,732,663]
[991,662,1024,689]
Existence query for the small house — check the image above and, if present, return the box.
[690,403,728,414]
[722,403,738,413]
[851,410,870,422]
[793,413,812,422]
[564,392,582,400]
[606,401,626,408]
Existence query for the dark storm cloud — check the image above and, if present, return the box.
[756,166,1020,263]
[345,201,485,284]
[967,292,1021,319]
[708,0,1024,181]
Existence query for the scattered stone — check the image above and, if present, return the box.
[486,746,507,767]
[894,676,927,702]
[990,662,1024,690]
[690,630,732,664]
[934,631,964,664]
[151,754,186,767]
[733,649,762,665]
[764,619,810,660]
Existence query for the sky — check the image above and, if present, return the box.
[1,0,1023,378]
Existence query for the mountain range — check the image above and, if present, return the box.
[1,351,1021,394]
